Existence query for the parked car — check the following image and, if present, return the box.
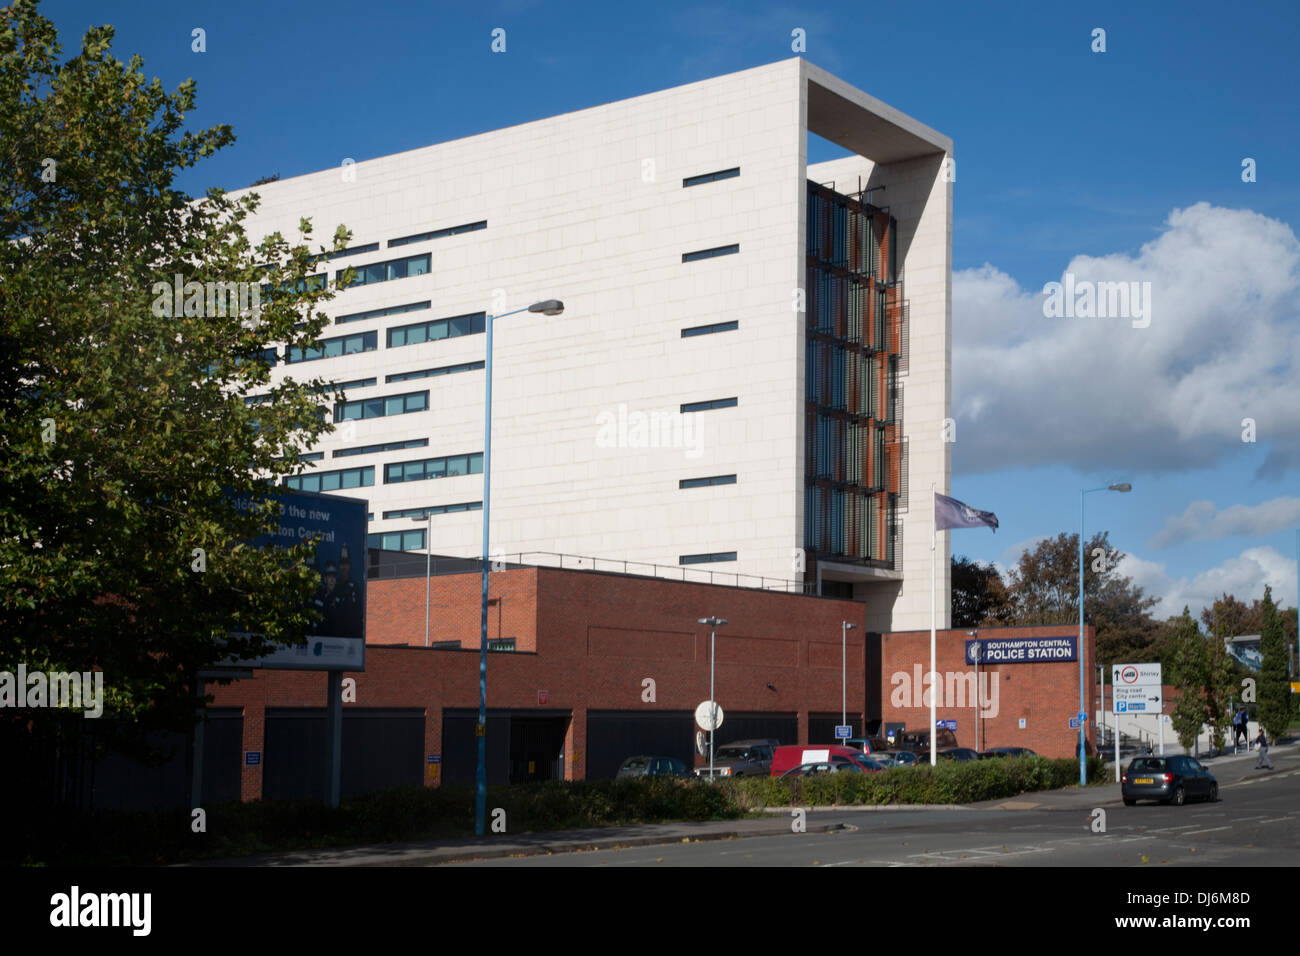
[779,755,879,778]
[939,747,980,762]
[1121,755,1218,806]
[616,755,693,779]
[874,750,920,766]
[894,728,959,754]
[837,736,889,754]
[695,738,780,778]
[771,745,882,777]
[980,747,1038,759]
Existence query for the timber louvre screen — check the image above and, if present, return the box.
[804,181,903,572]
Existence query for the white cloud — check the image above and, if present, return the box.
[1116,546,1297,621]
[952,203,1300,476]
[1149,497,1300,548]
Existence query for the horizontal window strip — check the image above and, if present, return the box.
[368,528,425,552]
[312,377,377,394]
[333,438,430,459]
[683,167,740,187]
[389,220,487,248]
[386,360,485,383]
[323,242,380,261]
[679,474,737,489]
[286,330,377,364]
[679,551,737,565]
[336,252,429,288]
[284,465,374,493]
[382,501,483,520]
[681,397,738,413]
[681,320,738,338]
[683,243,739,262]
[335,300,431,325]
[384,452,483,484]
[298,451,325,462]
[387,311,485,348]
[334,390,428,423]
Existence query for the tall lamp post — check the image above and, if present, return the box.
[1079,481,1131,787]
[412,512,433,647]
[476,298,564,836]
[698,617,727,779]
[841,621,856,734]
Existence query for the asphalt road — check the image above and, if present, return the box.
[445,748,1300,867]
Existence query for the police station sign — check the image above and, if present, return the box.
[965,636,1077,665]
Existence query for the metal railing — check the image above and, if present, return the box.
[367,547,815,594]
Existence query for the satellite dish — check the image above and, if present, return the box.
[695,730,708,756]
[695,700,724,732]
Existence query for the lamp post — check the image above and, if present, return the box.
[698,617,727,779]
[841,621,856,732]
[412,513,433,647]
[476,298,564,836]
[969,632,982,754]
[1079,481,1131,787]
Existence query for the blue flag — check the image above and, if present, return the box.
[935,493,998,532]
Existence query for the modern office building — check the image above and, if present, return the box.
[240,57,953,632]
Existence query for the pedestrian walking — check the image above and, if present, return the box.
[1254,729,1273,770]
[1233,708,1248,751]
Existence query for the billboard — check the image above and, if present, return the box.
[225,488,367,671]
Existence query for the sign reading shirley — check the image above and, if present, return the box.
[964,636,1076,665]
[224,489,367,672]
[1112,662,1162,713]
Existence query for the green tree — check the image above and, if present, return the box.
[1168,607,1206,755]
[1257,586,1290,740]
[0,2,353,773]
[1199,596,1241,752]
[950,554,1012,627]
[1003,531,1161,670]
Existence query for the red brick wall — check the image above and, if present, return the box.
[881,625,1096,759]
[209,571,1098,800]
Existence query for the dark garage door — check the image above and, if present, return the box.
[263,708,424,802]
[586,711,694,780]
[713,712,798,749]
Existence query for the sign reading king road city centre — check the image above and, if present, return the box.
[1112,662,1162,713]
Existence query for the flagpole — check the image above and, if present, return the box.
[930,482,937,767]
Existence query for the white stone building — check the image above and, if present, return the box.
[240,58,953,632]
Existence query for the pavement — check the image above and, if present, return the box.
[199,742,1295,867]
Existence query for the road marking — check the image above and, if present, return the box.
[1250,817,1291,825]
[1181,826,1231,836]
[1143,825,1200,833]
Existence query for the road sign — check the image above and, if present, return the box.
[1069,717,1081,729]
[1113,662,1162,713]
[1077,711,1088,722]
[936,719,957,731]
[695,700,723,731]
[835,724,852,740]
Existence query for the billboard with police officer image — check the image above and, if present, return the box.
[230,489,367,671]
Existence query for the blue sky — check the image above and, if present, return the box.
[46,0,1300,618]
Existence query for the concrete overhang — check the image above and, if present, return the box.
[818,559,904,583]
[803,60,952,163]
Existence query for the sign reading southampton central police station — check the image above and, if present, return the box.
[965,636,1076,664]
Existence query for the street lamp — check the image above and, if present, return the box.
[1079,481,1130,787]
[698,617,727,779]
[969,631,982,753]
[412,513,433,648]
[841,621,856,733]
[476,298,565,836]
